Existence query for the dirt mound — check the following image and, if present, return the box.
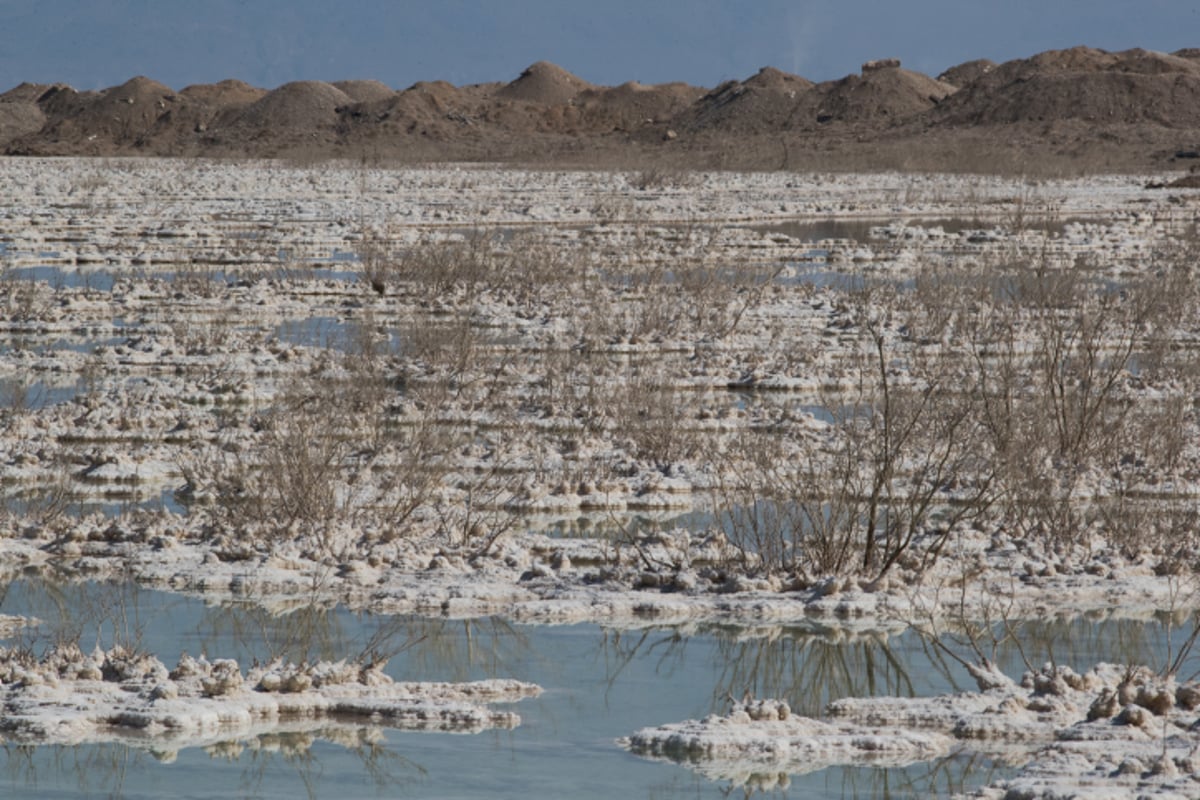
[6,47,1200,170]
[676,67,815,134]
[22,76,178,152]
[932,47,1200,127]
[1009,46,1197,76]
[403,80,466,109]
[496,61,593,105]
[0,100,45,146]
[127,79,268,152]
[230,80,354,130]
[576,80,703,130]
[18,84,93,125]
[1,82,56,103]
[343,84,464,140]
[0,83,53,146]
[938,59,997,88]
[179,79,266,109]
[805,63,956,127]
[744,66,814,92]
[332,80,395,103]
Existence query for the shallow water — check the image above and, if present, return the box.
[0,377,88,410]
[3,265,116,292]
[1,264,360,292]
[0,578,1193,799]
[743,217,1077,243]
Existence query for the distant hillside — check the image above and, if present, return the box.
[3,47,1200,173]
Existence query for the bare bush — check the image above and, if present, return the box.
[610,368,702,470]
[0,270,53,322]
[628,166,697,192]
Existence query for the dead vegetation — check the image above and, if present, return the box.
[157,202,1200,589]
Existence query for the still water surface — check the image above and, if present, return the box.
[0,579,1189,799]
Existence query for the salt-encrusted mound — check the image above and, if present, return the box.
[626,663,1200,794]
[0,616,34,638]
[0,645,541,746]
[622,697,951,777]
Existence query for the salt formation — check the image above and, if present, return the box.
[624,662,1200,797]
[0,643,540,746]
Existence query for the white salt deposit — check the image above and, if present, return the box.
[0,643,540,747]
[3,158,1200,796]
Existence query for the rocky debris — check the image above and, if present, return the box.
[862,58,902,73]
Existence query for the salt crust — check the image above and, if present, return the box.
[0,643,540,751]
[4,159,1200,795]
[625,663,1200,798]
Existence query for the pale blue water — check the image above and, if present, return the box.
[0,578,1189,799]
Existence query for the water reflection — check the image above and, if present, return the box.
[4,729,428,800]
[0,577,1195,798]
[3,266,116,292]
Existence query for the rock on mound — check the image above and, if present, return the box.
[677,67,814,134]
[332,79,395,103]
[933,46,1200,127]
[497,61,594,105]
[807,61,955,126]
[938,59,997,88]
[232,81,355,130]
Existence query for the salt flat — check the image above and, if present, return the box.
[2,158,1200,796]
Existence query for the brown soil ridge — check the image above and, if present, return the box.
[930,46,1200,127]
[4,47,1200,172]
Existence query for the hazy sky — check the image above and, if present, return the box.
[1,1,1197,92]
